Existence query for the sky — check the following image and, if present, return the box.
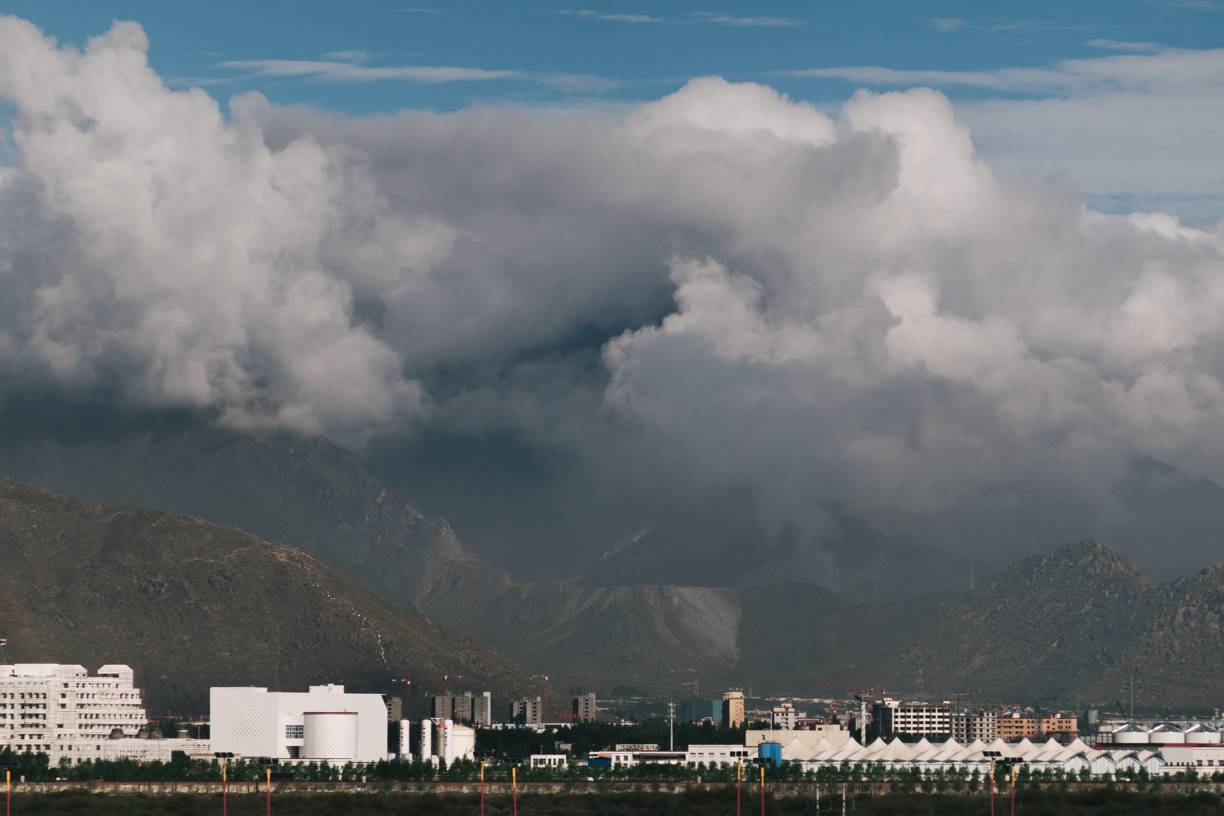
[0,3,1222,584]
[3,0,1223,215]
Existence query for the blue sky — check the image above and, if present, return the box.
[6,1,1220,217]
[2,0,1219,113]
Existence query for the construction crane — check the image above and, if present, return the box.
[531,672,613,720]
[810,684,884,743]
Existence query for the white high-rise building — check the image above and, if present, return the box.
[0,663,206,765]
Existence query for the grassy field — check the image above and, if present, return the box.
[4,788,1224,816]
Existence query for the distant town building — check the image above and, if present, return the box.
[211,684,388,762]
[513,697,544,725]
[473,691,493,726]
[572,693,597,722]
[430,694,453,721]
[431,691,492,726]
[998,712,1077,741]
[874,699,952,737]
[772,703,806,730]
[0,663,207,765]
[951,709,999,742]
[722,691,745,728]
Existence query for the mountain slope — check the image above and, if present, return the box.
[0,420,746,697]
[0,475,542,716]
[891,541,1152,704]
[6,419,1224,708]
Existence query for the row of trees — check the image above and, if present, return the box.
[5,747,1218,786]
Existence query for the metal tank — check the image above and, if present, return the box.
[1113,726,1149,744]
[1184,725,1220,744]
[301,711,359,761]
[1149,725,1185,744]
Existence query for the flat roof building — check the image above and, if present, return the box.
[210,684,388,763]
[0,663,208,765]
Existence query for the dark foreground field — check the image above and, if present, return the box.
[6,789,1224,816]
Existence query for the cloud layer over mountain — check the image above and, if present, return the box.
[0,17,1222,576]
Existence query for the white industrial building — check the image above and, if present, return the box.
[210,684,388,763]
[0,664,209,764]
[783,735,1164,777]
[686,745,754,766]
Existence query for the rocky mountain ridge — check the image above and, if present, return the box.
[3,420,1223,709]
[0,475,543,716]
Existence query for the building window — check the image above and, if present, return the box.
[286,725,303,740]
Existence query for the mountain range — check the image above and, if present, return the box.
[1,414,1222,712]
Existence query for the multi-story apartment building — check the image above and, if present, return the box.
[513,697,544,725]
[0,663,204,764]
[722,691,745,728]
[572,693,597,722]
[998,713,1078,740]
[951,709,999,742]
[430,691,492,726]
[772,704,806,730]
[874,700,952,737]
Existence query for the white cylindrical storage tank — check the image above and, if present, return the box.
[400,719,412,759]
[1114,728,1149,744]
[420,718,433,758]
[1186,729,1221,744]
[1153,729,1185,744]
[302,712,358,761]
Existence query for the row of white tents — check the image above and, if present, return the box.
[779,736,1163,777]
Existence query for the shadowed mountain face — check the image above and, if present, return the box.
[3,416,1224,707]
[581,494,984,604]
[0,476,543,716]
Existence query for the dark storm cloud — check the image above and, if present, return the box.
[1,17,1223,577]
